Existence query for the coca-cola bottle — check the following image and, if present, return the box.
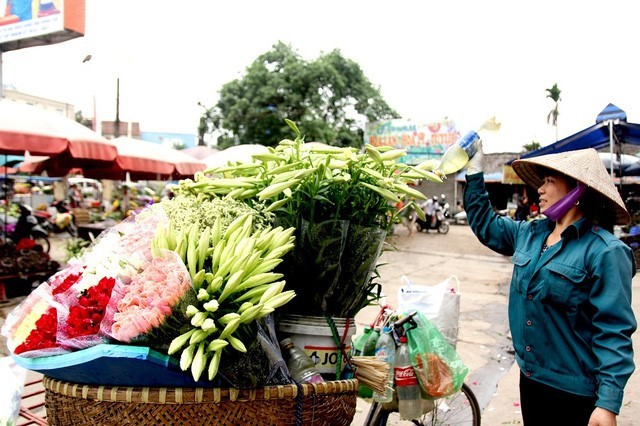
[279,338,325,384]
[373,326,395,403]
[394,335,422,420]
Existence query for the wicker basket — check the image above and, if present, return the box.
[43,376,358,426]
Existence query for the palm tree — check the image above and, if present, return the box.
[546,83,562,141]
[523,141,541,152]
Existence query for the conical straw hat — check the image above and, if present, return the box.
[512,148,630,225]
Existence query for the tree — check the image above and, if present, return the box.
[545,83,561,141]
[199,42,399,149]
[522,141,541,152]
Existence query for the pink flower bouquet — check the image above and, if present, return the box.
[107,250,196,351]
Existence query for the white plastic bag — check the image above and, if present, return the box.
[397,275,460,347]
[0,356,27,426]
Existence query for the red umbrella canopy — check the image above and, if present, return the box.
[0,98,117,160]
[82,137,207,180]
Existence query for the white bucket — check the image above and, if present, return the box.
[277,315,356,380]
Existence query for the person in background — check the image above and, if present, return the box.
[529,199,540,218]
[398,197,418,237]
[514,193,530,221]
[464,146,636,425]
[67,183,83,208]
[424,195,440,227]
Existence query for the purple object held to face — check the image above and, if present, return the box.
[543,181,586,221]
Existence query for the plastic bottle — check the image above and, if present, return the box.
[394,335,422,420]
[438,116,501,175]
[373,326,396,403]
[437,130,481,175]
[363,327,381,356]
[279,338,325,384]
[351,326,372,356]
[358,326,381,398]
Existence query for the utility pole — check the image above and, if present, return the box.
[114,77,121,138]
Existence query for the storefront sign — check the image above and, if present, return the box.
[364,118,460,165]
[0,0,85,52]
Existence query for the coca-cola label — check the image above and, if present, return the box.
[394,365,418,386]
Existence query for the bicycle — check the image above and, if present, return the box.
[364,382,480,425]
[363,312,481,425]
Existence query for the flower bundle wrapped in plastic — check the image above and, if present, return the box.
[2,193,298,385]
[107,249,196,349]
[147,203,297,382]
[1,267,87,357]
[1,210,154,354]
[7,287,62,356]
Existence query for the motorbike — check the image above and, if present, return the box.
[413,208,450,234]
[32,200,78,237]
[1,203,50,253]
[416,209,449,234]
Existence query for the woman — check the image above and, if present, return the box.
[464,146,636,425]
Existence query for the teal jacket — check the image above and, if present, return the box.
[465,172,636,414]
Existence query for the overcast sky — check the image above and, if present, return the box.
[3,0,639,153]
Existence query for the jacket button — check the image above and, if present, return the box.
[527,294,533,300]
[525,371,531,377]
[594,226,599,231]
[526,345,531,351]
[526,320,532,326]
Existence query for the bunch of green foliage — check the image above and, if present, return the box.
[199,42,399,149]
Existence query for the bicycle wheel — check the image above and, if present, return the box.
[364,401,391,426]
[416,383,481,426]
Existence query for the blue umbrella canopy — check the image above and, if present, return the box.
[596,103,627,123]
[508,104,640,163]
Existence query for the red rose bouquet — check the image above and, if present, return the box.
[2,285,66,357]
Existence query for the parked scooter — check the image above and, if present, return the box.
[0,203,50,253]
[32,200,78,237]
[413,208,450,234]
[453,210,468,225]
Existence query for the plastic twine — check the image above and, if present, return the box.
[370,304,392,328]
[324,315,355,379]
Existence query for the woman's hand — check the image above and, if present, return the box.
[588,407,616,425]
[466,140,485,175]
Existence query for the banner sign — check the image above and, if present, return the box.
[502,164,524,184]
[0,0,85,52]
[364,118,460,165]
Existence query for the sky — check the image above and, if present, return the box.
[2,0,640,153]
